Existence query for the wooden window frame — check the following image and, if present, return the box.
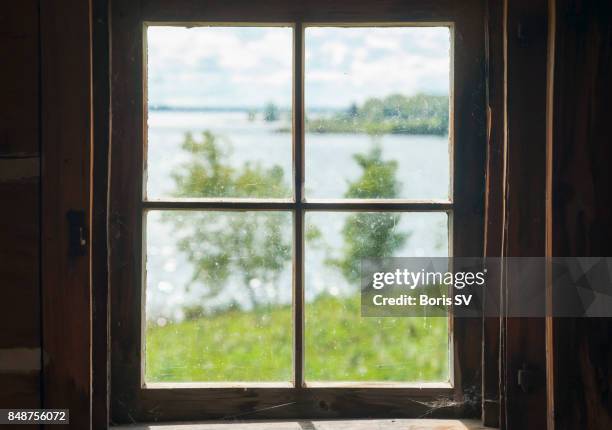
[110,0,486,423]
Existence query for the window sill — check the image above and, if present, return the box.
[111,419,494,430]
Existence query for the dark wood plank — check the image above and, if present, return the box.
[109,0,145,423]
[0,177,40,349]
[134,386,463,422]
[0,3,42,425]
[481,0,505,426]
[502,0,549,429]
[40,0,93,428]
[0,1,39,157]
[141,0,460,22]
[111,418,493,430]
[450,0,487,419]
[0,371,41,430]
[92,0,111,428]
[549,1,612,428]
[0,373,41,408]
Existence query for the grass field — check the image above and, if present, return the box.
[145,294,449,383]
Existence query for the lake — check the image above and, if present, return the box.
[145,110,450,322]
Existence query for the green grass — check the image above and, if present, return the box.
[146,295,449,383]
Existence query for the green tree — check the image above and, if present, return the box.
[347,102,359,118]
[167,132,407,315]
[305,93,449,136]
[166,131,291,316]
[329,145,409,283]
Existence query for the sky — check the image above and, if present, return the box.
[147,25,450,109]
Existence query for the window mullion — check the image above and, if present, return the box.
[293,21,305,388]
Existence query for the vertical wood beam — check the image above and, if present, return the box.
[293,22,305,389]
[548,0,612,428]
[109,0,144,422]
[41,0,93,428]
[92,0,111,428]
[501,0,549,428]
[482,0,505,427]
[545,1,556,429]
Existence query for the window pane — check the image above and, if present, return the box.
[146,26,293,200]
[304,27,451,200]
[304,211,449,382]
[145,210,293,382]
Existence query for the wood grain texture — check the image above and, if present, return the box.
[92,0,111,428]
[109,0,144,424]
[482,0,504,426]
[40,0,93,428]
[111,418,493,430]
[134,386,460,422]
[549,0,612,428]
[501,1,549,429]
[450,0,487,418]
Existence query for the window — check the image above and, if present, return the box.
[111,1,485,422]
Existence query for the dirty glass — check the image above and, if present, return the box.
[304,26,451,201]
[304,211,450,382]
[145,26,293,200]
[142,24,454,386]
[144,210,293,382]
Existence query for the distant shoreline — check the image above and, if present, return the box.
[149,105,335,114]
[274,126,448,136]
[151,93,449,136]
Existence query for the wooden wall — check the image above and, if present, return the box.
[549,0,612,428]
[40,0,93,428]
[0,1,42,417]
[0,1,94,429]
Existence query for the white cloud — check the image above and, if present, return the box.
[147,26,292,107]
[146,25,450,109]
[305,27,450,107]
[319,41,349,66]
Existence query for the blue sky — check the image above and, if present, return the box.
[147,25,450,109]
